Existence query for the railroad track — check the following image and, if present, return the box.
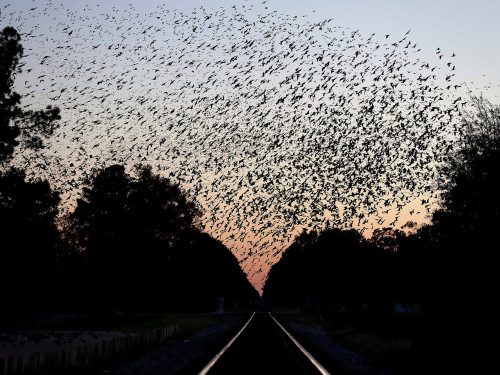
[198,312,331,375]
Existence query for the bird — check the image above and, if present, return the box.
[6,0,468,288]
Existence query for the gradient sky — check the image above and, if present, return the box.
[4,0,500,99]
[3,0,499,293]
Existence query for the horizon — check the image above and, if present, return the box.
[2,0,498,293]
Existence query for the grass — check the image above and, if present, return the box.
[0,312,223,335]
[109,313,225,339]
[1,312,230,375]
[287,311,439,375]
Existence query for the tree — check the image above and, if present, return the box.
[69,164,206,311]
[263,229,318,308]
[128,164,202,246]
[72,164,201,264]
[436,96,500,238]
[0,168,61,312]
[263,228,387,311]
[427,96,500,312]
[0,26,60,162]
[0,27,63,312]
[369,227,406,252]
[264,225,440,313]
[416,95,500,374]
[172,232,259,311]
[68,163,259,312]
[71,164,131,270]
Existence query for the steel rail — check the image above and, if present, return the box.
[197,312,256,375]
[269,312,331,375]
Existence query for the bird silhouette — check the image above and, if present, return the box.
[4,0,469,290]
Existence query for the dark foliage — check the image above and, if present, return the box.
[172,232,259,311]
[65,164,256,312]
[0,159,257,314]
[0,168,61,312]
[264,97,500,320]
[424,97,500,312]
[414,96,500,373]
[0,26,63,314]
[263,228,395,312]
[0,26,60,162]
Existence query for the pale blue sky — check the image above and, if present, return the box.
[3,0,499,291]
[172,0,500,99]
[4,0,499,100]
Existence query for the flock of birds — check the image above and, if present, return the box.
[2,0,468,290]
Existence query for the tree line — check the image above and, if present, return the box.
[0,26,258,315]
[264,96,500,315]
[2,23,498,319]
[0,163,259,314]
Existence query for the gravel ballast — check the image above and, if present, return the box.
[110,314,245,375]
[277,315,389,375]
[108,312,390,375]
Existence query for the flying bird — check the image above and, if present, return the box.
[5,0,467,288]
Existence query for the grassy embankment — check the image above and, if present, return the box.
[0,312,226,374]
[287,310,442,375]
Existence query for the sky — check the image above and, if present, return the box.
[4,0,500,99]
[2,0,499,293]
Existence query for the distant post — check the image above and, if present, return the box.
[216,295,224,315]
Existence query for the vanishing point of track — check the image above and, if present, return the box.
[197,312,331,375]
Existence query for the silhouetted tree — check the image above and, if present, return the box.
[0,26,60,162]
[68,164,257,312]
[0,26,64,314]
[369,227,405,252]
[436,97,500,237]
[173,232,259,311]
[68,164,199,310]
[263,229,318,308]
[427,96,500,312]
[128,164,202,246]
[264,224,440,313]
[412,95,500,374]
[264,228,388,311]
[0,168,61,313]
